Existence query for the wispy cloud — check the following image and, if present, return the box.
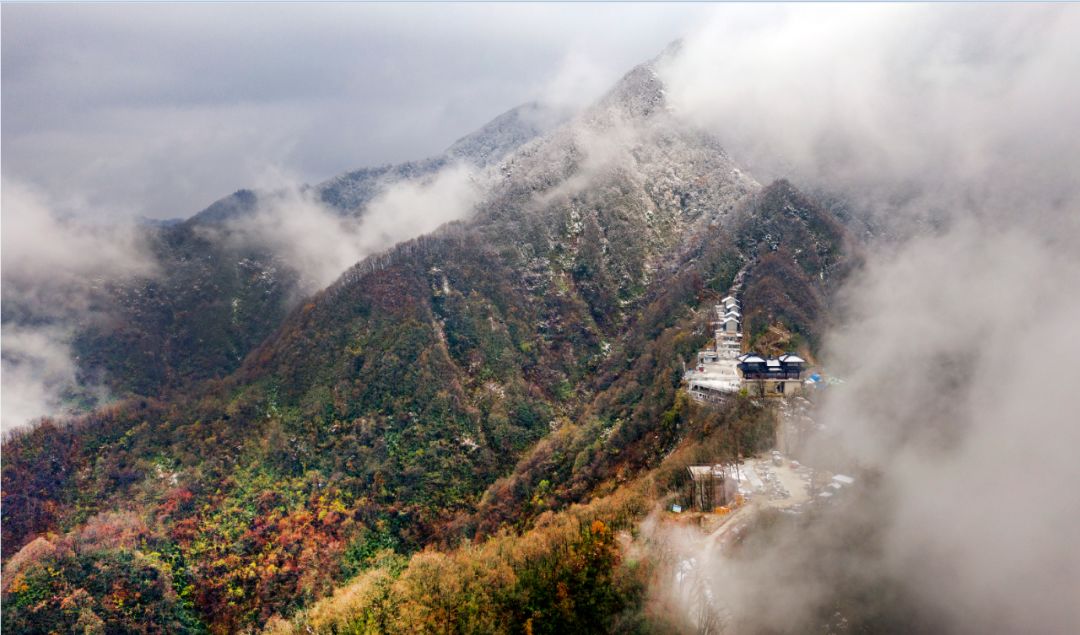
[660,4,1080,234]
[1,179,157,432]
[217,163,485,294]
[647,5,1080,632]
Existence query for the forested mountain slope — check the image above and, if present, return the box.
[2,55,856,633]
[2,102,562,410]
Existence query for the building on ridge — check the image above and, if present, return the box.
[738,352,806,396]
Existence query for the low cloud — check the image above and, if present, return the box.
[220,162,485,294]
[1,179,157,432]
[813,225,1080,632]
[644,5,1080,632]
[0,324,96,436]
[359,163,485,261]
[1,179,156,293]
[660,4,1080,233]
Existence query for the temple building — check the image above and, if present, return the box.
[737,352,807,396]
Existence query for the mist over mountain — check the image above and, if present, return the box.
[1,101,563,432]
[643,6,1080,633]
[3,5,1079,634]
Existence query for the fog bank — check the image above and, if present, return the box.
[649,5,1080,632]
[1,180,157,432]
[661,4,1080,236]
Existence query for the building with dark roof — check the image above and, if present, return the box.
[738,352,807,396]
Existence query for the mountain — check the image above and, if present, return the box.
[736,179,857,352]
[12,102,563,405]
[446,101,566,166]
[2,52,857,634]
[191,101,566,226]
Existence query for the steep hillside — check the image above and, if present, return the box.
[259,176,859,633]
[2,55,855,633]
[69,224,299,397]
[466,178,854,536]
[736,179,857,354]
[6,102,562,408]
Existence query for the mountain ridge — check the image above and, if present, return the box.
[2,101,566,411]
[2,51,859,633]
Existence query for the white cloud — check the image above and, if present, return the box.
[1,179,156,287]
[659,4,1080,231]
[816,225,1080,632]
[644,6,1080,631]
[221,163,484,293]
[1,179,157,431]
[359,163,484,257]
[1,324,83,435]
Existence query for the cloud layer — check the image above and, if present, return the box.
[817,224,1080,632]
[649,5,1080,632]
[660,4,1080,235]
[1,180,157,432]
[1,3,709,220]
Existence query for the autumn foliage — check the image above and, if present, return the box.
[2,178,852,632]
[269,490,648,634]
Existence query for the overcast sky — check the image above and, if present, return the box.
[1,3,709,220]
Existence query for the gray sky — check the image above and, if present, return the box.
[1,2,708,220]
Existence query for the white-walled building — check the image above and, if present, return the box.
[687,295,745,403]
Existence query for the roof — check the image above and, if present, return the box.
[724,310,741,317]
[687,465,732,480]
[723,316,739,324]
[742,355,766,363]
[832,474,855,485]
[766,359,781,367]
[721,295,736,303]
[779,354,805,364]
[687,465,713,479]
